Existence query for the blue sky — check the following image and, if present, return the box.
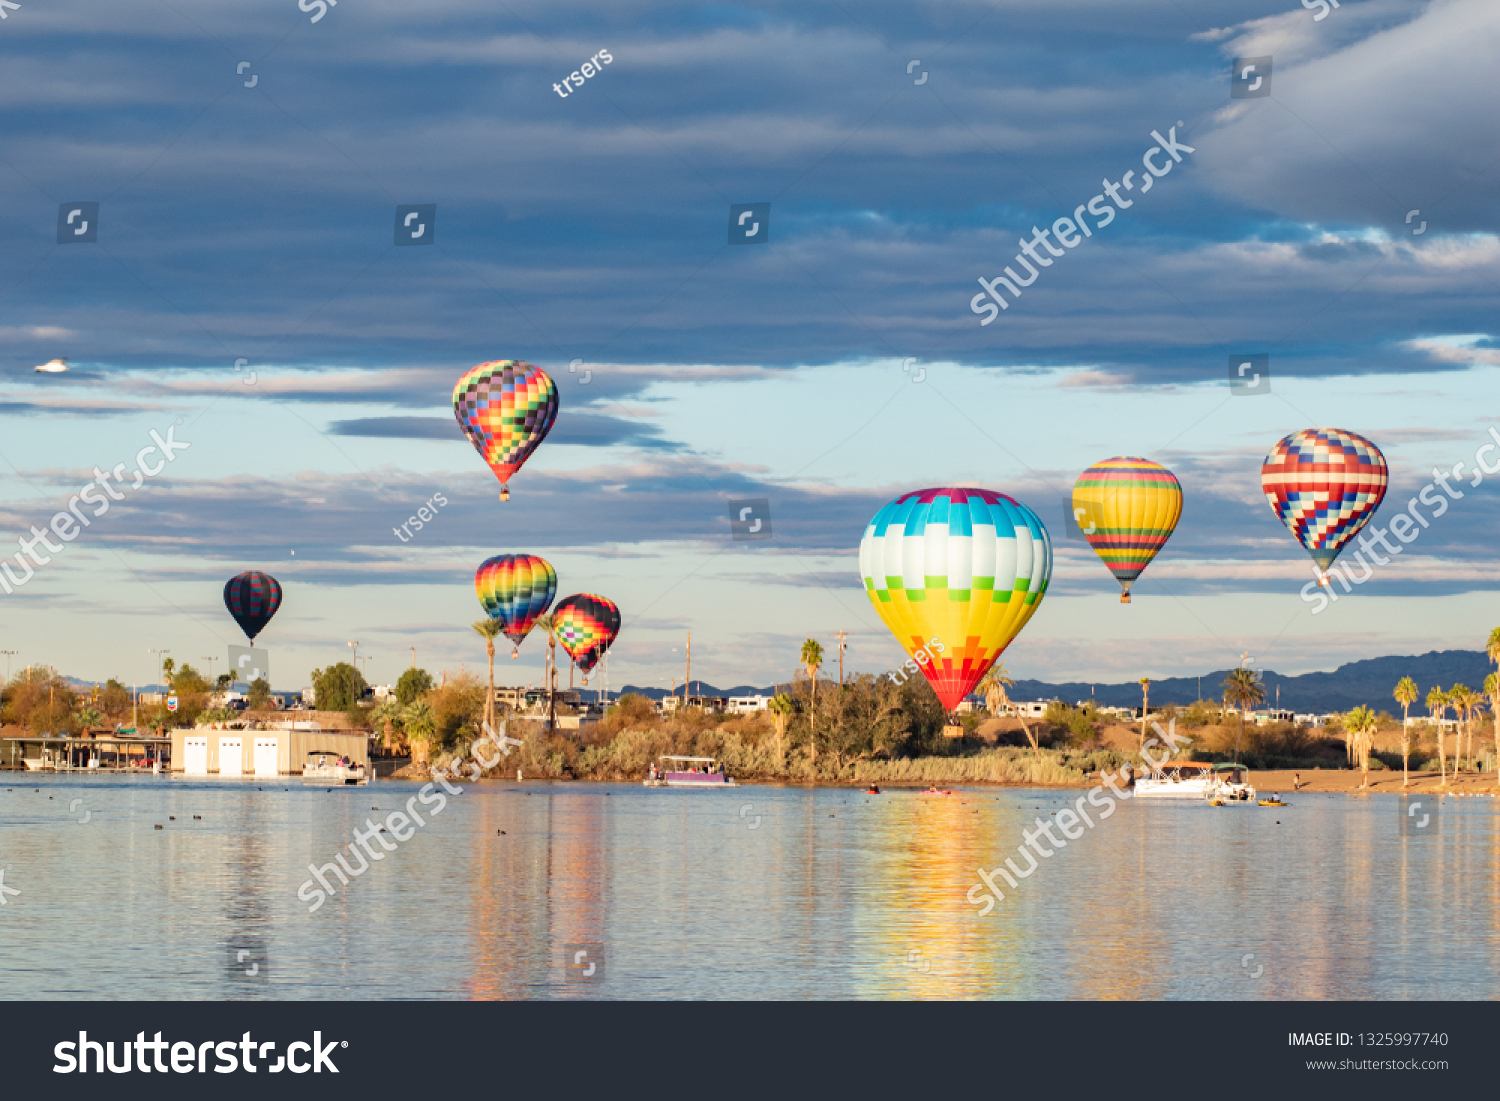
[0,0,1496,692]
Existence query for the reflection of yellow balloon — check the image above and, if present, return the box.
[1071,457,1182,603]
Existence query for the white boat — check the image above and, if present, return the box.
[301,752,369,785]
[1133,760,1256,802]
[643,755,736,787]
[1209,762,1256,802]
[1133,760,1216,799]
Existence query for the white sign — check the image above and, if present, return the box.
[229,646,269,684]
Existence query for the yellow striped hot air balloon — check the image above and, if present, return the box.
[1071,457,1182,603]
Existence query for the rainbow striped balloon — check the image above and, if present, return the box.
[1262,427,1387,578]
[1072,457,1183,603]
[859,488,1051,712]
[453,360,559,501]
[475,554,557,653]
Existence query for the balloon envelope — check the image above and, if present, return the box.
[552,593,620,667]
[475,555,557,649]
[453,360,559,494]
[859,488,1051,711]
[223,571,282,642]
[1262,428,1387,574]
[1072,456,1182,602]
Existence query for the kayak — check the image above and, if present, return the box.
[919,788,953,796]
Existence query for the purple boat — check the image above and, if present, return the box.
[643,755,736,787]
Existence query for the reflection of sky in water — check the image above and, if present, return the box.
[3,777,1496,999]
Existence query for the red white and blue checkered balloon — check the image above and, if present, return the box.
[1261,428,1388,577]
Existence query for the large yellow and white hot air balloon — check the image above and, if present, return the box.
[859,487,1051,713]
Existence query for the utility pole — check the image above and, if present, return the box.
[684,632,691,707]
[410,646,416,670]
[835,630,848,686]
[149,648,169,696]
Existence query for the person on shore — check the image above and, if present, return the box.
[1292,772,1301,792]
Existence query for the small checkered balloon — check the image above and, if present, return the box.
[1261,427,1387,577]
[452,360,559,500]
[223,570,282,642]
[552,594,621,669]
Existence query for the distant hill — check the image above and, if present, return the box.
[626,651,1494,715]
[1009,650,1495,715]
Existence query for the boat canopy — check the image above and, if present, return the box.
[1213,762,1247,771]
[659,755,717,763]
[1161,760,1210,770]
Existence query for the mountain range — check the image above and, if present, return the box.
[621,650,1498,715]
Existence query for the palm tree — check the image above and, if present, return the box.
[402,700,436,765]
[1221,668,1266,762]
[1464,686,1487,776]
[1487,673,1500,782]
[1344,705,1378,789]
[1448,684,1471,774]
[1138,677,1150,750]
[980,663,1040,759]
[533,613,559,733]
[1426,685,1448,786]
[162,657,175,682]
[1393,676,1418,787]
[800,639,824,767]
[978,663,1015,717]
[371,698,406,754]
[472,619,505,732]
[767,693,793,766]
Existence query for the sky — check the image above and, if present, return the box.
[0,0,1496,693]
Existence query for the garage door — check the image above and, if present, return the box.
[218,736,244,776]
[253,737,279,777]
[183,737,208,776]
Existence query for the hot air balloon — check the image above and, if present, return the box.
[1262,427,1388,585]
[552,594,620,680]
[475,554,557,658]
[859,488,1051,715]
[1072,457,1183,603]
[223,570,282,642]
[453,360,559,502]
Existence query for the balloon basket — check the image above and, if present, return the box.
[1317,574,1329,587]
[500,486,510,502]
[1120,591,1131,604]
[942,724,965,739]
[511,648,519,659]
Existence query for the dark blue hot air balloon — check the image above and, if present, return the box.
[224,571,282,642]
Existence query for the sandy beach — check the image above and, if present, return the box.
[1253,767,1500,796]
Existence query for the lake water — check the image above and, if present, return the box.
[2,774,1495,999]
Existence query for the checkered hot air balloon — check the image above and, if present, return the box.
[1261,427,1388,584]
[452,360,559,501]
[552,594,620,680]
[859,488,1051,713]
[223,570,282,642]
[1072,457,1183,603]
[475,554,557,657]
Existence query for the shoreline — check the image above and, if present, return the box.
[387,764,1500,796]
